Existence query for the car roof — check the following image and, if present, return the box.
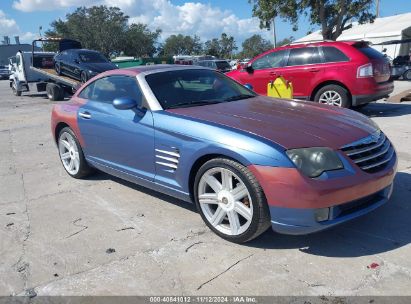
[198,59,228,62]
[64,49,101,53]
[264,40,367,52]
[251,40,367,61]
[99,64,210,77]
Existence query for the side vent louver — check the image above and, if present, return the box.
[155,148,180,171]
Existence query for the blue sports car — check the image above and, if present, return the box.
[51,65,396,243]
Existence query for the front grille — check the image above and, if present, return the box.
[332,187,386,219]
[341,131,395,173]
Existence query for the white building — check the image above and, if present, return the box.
[295,12,411,59]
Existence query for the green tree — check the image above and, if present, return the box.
[219,33,238,58]
[204,33,237,58]
[161,34,203,56]
[204,38,221,57]
[240,34,273,58]
[124,23,161,57]
[277,36,294,46]
[45,6,129,56]
[249,0,375,40]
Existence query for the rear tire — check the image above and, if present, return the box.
[194,158,271,243]
[314,84,351,108]
[46,83,64,101]
[58,127,93,179]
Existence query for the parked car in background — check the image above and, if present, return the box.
[51,65,396,243]
[0,65,10,80]
[54,49,118,83]
[227,41,394,108]
[196,59,232,73]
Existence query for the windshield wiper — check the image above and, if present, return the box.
[167,100,222,109]
[224,94,255,102]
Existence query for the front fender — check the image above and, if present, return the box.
[152,111,294,195]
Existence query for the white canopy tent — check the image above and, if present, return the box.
[295,12,411,59]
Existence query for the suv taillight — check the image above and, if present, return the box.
[357,63,373,78]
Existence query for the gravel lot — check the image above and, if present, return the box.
[1,79,411,297]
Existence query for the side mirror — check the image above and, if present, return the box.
[245,65,253,73]
[244,83,254,91]
[113,97,139,110]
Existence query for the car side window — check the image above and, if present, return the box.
[322,46,349,62]
[79,76,142,104]
[78,81,95,99]
[287,47,322,66]
[251,50,287,70]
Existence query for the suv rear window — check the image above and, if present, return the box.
[322,46,349,62]
[356,46,385,59]
[287,47,322,66]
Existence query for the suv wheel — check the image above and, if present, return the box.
[314,84,350,108]
[403,69,411,81]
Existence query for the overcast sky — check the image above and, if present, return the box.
[1,0,411,46]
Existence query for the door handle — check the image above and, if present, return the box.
[269,72,278,76]
[308,68,320,72]
[79,111,91,119]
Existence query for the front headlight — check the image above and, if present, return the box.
[286,147,344,178]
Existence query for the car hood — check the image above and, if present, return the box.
[82,62,118,73]
[167,96,378,150]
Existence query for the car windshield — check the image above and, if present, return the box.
[215,61,231,70]
[145,69,256,109]
[79,52,108,63]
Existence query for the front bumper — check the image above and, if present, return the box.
[248,153,397,235]
[269,184,393,235]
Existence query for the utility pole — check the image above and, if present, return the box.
[376,0,380,18]
[272,17,277,48]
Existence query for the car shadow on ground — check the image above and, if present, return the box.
[358,102,411,117]
[247,171,411,257]
[22,93,48,99]
[89,170,411,257]
[88,171,198,213]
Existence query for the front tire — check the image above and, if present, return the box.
[194,158,271,243]
[55,63,61,76]
[12,80,21,96]
[403,69,411,81]
[58,127,93,179]
[314,84,351,108]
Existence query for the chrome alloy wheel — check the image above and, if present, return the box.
[318,90,343,107]
[58,131,80,175]
[198,167,253,236]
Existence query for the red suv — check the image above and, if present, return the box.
[227,41,393,108]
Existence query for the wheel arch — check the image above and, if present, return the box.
[54,122,70,144]
[188,153,247,203]
[310,80,352,102]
